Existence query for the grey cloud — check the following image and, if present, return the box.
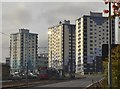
[15,9,32,24]
[38,2,105,25]
[2,2,33,28]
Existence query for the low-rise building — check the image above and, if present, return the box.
[6,57,10,66]
[0,63,10,80]
[36,53,48,71]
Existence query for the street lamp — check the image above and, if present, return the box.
[104,2,112,89]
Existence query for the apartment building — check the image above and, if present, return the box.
[76,12,115,74]
[10,29,38,73]
[48,20,76,75]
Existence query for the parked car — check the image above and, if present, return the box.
[28,73,38,79]
[11,74,21,80]
[20,73,26,79]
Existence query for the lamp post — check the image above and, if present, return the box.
[104,2,112,89]
[108,2,112,89]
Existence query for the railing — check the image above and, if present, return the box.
[86,78,104,89]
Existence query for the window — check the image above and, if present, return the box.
[90,48,93,50]
[106,22,108,24]
[78,22,81,25]
[84,22,87,25]
[90,33,93,35]
[90,29,93,31]
[90,25,92,27]
[90,36,93,39]
[78,18,81,22]
[90,44,93,46]
[78,33,81,36]
[84,18,87,21]
[90,40,93,42]
[84,30,87,33]
[84,26,87,29]
[84,38,87,40]
[90,21,92,23]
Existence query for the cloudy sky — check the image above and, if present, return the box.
[1,2,108,62]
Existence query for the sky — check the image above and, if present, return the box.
[1,1,110,63]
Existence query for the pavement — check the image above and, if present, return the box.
[23,75,103,89]
[0,80,12,83]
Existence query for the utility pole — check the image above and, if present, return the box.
[108,2,112,89]
[104,2,112,89]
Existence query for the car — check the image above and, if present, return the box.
[11,74,21,80]
[20,73,26,79]
[28,73,38,79]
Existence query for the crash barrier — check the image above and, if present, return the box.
[86,78,104,89]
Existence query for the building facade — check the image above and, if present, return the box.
[1,63,10,80]
[76,12,115,74]
[36,53,48,71]
[6,57,10,66]
[48,20,76,75]
[10,29,38,74]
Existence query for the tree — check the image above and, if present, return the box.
[103,45,120,88]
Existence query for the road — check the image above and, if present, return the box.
[24,75,103,89]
